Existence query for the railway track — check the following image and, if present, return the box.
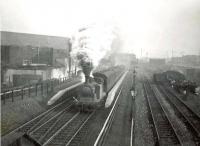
[2,97,74,139]
[66,86,125,146]
[28,106,77,145]
[42,111,94,146]
[158,84,200,145]
[143,80,182,146]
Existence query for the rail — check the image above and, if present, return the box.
[143,80,182,145]
[42,112,94,146]
[29,107,78,145]
[158,84,200,144]
[2,98,72,138]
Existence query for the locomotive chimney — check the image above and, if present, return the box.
[81,61,93,84]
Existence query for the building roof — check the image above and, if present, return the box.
[1,31,70,50]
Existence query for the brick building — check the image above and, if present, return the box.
[1,31,73,87]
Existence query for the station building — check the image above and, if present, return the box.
[1,31,75,87]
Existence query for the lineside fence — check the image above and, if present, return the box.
[1,76,80,105]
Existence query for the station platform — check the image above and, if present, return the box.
[105,71,128,108]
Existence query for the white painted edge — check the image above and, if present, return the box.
[47,82,83,105]
[130,117,134,146]
[94,87,122,146]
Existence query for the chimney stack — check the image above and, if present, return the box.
[81,61,93,84]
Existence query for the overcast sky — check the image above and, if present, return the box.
[1,0,200,58]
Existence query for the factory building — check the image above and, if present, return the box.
[170,55,200,67]
[1,31,73,87]
[149,58,166,66]
[114,53,137,66]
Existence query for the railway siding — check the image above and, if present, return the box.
[143,81,181,145]
[157,84,200,145]
[152,85,196,146]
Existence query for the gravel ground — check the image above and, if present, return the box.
[134,82,155,146]
[1,98,45,136]
[168,88,200,116]
[134,72,155,146]
[186,93,200,116]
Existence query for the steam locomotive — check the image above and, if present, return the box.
[75,65,125,111]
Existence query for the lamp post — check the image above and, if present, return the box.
[130,66,136,146]
[130,67,136,98]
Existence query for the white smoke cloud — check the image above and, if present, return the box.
[70,23,120,70]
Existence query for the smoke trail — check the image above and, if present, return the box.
[70,23,120,78]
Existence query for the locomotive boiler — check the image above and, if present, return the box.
[75,65,125,111]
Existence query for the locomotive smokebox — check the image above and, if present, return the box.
[81,61,93,84]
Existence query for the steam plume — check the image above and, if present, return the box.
[70,23,120,79]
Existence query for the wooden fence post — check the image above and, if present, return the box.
[29,86,31,98]
[36,84,37,96]
[12,90,14,102]
[41,83,43,95]
[46,83,48,95]
[51,81,54,92]
[3,94,6,104]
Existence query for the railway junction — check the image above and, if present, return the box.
[1,62,200,146]
[2,0,200,145]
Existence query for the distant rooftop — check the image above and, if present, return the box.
[1,31,70,50]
